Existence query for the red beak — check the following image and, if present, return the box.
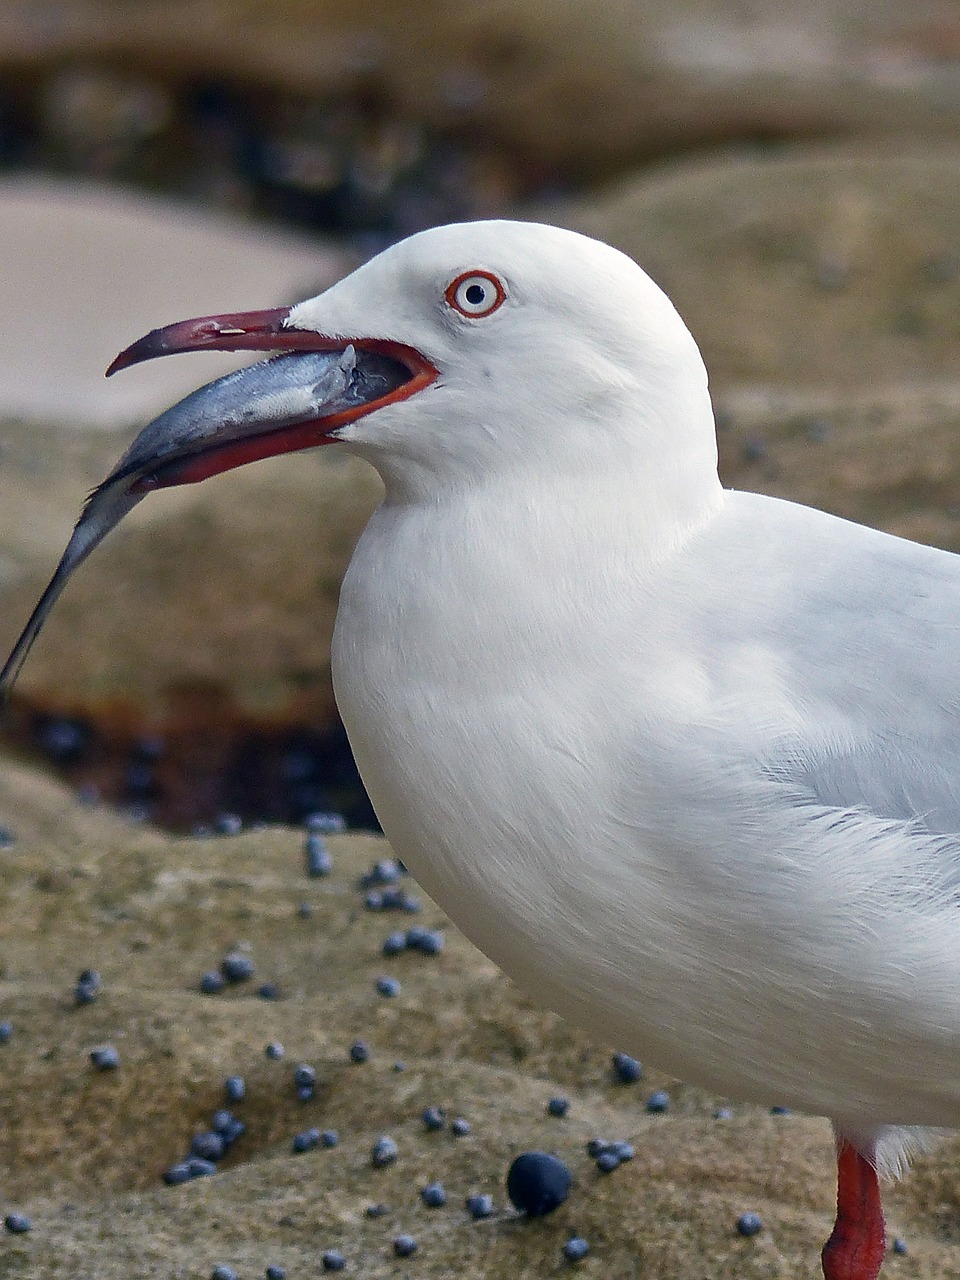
[106,306,437,390]
[0,306,438,698]
[103,307,438,486]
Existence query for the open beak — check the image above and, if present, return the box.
[0,307,438,696]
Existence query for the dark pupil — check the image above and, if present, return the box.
[465,282,486,306]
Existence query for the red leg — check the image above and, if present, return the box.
[821,1139,886,1280]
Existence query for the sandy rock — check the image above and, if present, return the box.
[0,427,383,716]
[0,175,351,426]
[5,2,960,172]
[0,758,952,1278]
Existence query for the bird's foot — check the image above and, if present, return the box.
[821,1140,886,1280]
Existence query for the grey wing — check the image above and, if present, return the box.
[764,737,960,837]
[707,491,960,840]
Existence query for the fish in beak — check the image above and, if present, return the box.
[0,307,437,695]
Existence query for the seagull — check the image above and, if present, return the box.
[1,218,957,1280]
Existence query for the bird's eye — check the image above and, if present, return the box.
[445,270,506,318]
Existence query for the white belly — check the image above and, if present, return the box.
[331,504,960,1131]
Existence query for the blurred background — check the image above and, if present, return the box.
[2,0,960,830]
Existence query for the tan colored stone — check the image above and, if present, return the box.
[0,425,382,715]
[0,175,351,426]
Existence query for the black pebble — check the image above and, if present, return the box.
[371,1135,399,1167]
[4,1212,30,1234]
[547,1096,569,1117]
[321,1249,346,1272]
[466,1193,494,1220]
[408,927,444,954]
[422,1105,446,1131]
[90,1044,119,1071]
[162,1162,194,1186]
[394,1234,418,1257]
[349,1039,370,1064]
[293,1128,320,1154]
[224,1075,246,1103]
[74,968,102,1005]
[214,812,243,836]
[305,833,333,877]
[306,811,346,834]
[736,1212,763,1237]
[507,1152,572,1217]
[360,858,402,887]
[563,1236,590,1262]
[212,1110,244,1143]
[611,1051,643,1084]
[220,951,254,983]
[191,1131,226,1162]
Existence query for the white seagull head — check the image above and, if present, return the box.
[0,219,720,692]
[285,220,717,494]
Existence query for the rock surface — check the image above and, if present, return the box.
[0,762,955,1279]
[0,176,350,426]
[6,1,960,172]
[0,429,382,716]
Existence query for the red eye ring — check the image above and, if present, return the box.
[445,270,507,318]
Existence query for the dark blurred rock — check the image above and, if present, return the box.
[5,1,960,174]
